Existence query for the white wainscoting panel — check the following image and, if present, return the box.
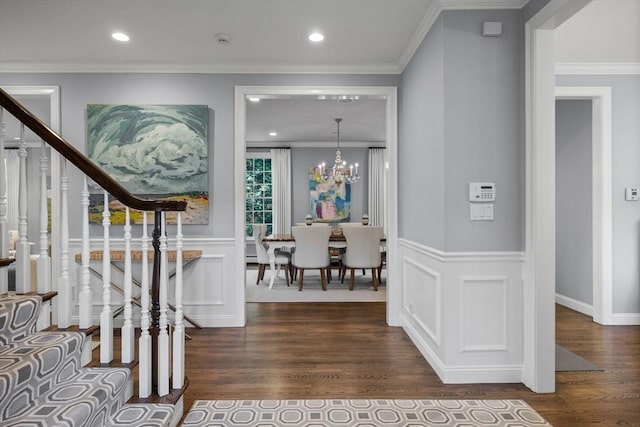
[459,275,508,352]
[402,256,441,346]
[399,239,524,384]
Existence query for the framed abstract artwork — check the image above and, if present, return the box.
[309,173,351,223]
[86,104,209,224]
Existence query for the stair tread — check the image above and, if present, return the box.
[44,323,98,336]
[0,257,15,267]
[129,376,189,407]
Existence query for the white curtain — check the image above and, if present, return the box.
[271,148,292,234]
[5,150,19,231]
[368,148,386,230]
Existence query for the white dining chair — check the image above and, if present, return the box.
[291,225,332,291]
[337,222,363,228]
[331,222,365,274]
[340,226,384,291]
[253,224,292,286]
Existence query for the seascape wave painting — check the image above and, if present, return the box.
[86,104,209,224]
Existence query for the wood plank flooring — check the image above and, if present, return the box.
[181,303,640,426]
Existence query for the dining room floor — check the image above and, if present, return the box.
[245,264,386,303]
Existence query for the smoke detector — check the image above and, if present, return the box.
[337,95,359,104]
[214,33,232,45]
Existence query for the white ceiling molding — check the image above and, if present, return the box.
[397,1,443,73]
[439,0,530,9]
[555,63,640,75]
[396,0,531,73]
[246,141,386,149]
[0,62,402,75]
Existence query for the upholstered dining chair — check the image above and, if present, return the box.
[291,225,332,291]
[340,226,384,291]
[330,222,363,275]
[253,224,292,286]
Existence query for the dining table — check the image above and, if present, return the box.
[261,233,385,288]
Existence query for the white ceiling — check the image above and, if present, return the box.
[554,0,640,65]
[1,0,637,145]
[0,0,441,74]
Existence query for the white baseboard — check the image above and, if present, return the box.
[606,313,640,326]
[402,315,523,384]
[402,316,446,381]
[555,294,640,325]
[555,293,593,317]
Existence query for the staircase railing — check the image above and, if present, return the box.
[0,87,188,400]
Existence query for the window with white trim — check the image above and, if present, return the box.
[245,153,273,238]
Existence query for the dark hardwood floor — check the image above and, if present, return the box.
[181,303,640,426]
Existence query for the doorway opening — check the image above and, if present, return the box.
[555,87,613,323]
[234,86,399,326]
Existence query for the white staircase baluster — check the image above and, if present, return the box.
[172,212,185,389]
[158,211,169,396]
[36,141,52,331]
[15,123,30,294]
[138,212,152,398]
[121,207,134,363]
[37,141,51,294]
[100,190,113,363]
[57,160,71,327]
[79,177,92,329]
[0,107,7,294]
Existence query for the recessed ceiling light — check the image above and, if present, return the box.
[111,32,130,42]
[308,32,324,42]
[248,97,260,102]
[269,131,278,137]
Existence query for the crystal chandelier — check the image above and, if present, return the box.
[314,118,360,185]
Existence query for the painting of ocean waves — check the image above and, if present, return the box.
[87,104,209,224]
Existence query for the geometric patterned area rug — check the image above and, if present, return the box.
[183,399,552,426]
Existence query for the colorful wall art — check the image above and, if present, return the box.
[86,104,209,224]
[309,173,351,223]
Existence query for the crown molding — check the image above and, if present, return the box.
[397,1,443,73]
[555,62,640,75]
[397,0,530,73]
[439,0,529,9]
[0,61,402,75]
[246,141,385,149]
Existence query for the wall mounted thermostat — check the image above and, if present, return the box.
[469,182,496,202]
[625,187,639,201]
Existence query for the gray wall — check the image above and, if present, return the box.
[399,15,446,249]
[442,10,523,252]
[400,10,524,252]
[555,100,593,305]
[557,75,640,314]
[0,73,398,241]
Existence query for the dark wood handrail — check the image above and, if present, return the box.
[0,88,186,212]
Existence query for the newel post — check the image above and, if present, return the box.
[150,209,162,392]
